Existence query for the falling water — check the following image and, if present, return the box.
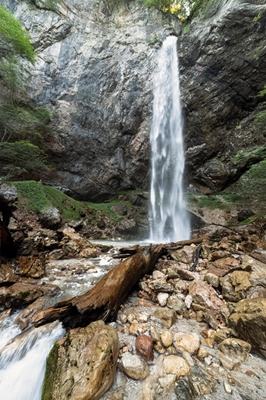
[149,36,190,243]
[0,316,65,400]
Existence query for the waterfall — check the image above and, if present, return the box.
[149,36,190,243]
[0,316,65,400]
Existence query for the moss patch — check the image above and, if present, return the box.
[41,342,59,400]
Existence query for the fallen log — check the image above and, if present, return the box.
[33,244,164,328]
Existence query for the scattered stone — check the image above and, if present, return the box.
[157,292,169,307]
[163,355,190,378]
[218,338,251,370]
[174,332,200,355]
[119,353,149,380]
[160,330,173,348]
[136,334,154,361]
[189,280,224,311]
[153,309,176,328]
[205,272,219,288]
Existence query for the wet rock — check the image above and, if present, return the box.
[136,334,154,362]
[0,282,59,309]
[42,321,119,400]
[39,208,61,229]
[119,353,149,380]
[229,298,266,358]
[217,338,251,370]
[174,332,200,355]
[15,296,50,330]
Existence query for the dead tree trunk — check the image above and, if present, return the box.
[33,244,164,328]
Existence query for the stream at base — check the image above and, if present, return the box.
[0,253,116,400]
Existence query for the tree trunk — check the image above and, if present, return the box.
[33,244,164,328]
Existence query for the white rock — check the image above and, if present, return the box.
[157,292,169,307]
[185,294,193,309]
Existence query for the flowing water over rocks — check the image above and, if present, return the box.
[1,220,266,399]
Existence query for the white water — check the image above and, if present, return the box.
[0,255,114,399]
[0,317,65,400]
[149,36,190,243]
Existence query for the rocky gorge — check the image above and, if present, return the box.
[1,0,266,399]
[2,0,266,201]
[1,182,266,399]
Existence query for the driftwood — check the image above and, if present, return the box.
[32,236,208,329]
[33,244,164,328]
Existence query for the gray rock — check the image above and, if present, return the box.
[0,184,17,203]
[39,207,61,229]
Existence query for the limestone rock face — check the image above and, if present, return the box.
[179,0,266,192]
[3,0,266,198]
[42,320,119,400]
[3,0,180,201]
[229,298,266,358]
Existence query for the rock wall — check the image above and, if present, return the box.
[180,0,266,192]
[2,0,266,199]
[3,0,180,201]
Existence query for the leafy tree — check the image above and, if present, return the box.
[0,6,52,181]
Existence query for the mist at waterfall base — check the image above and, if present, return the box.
[149,36,190,243]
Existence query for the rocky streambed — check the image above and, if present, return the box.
[1,216,266,399]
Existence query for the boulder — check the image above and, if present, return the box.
[39,208,61,229]
[229,298,266,358]
[42,320,119,400]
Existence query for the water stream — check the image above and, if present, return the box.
[0,255,115,399]
[149,36,190,243]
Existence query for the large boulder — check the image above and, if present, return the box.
[42,320,119,400]
[229,298,266,358]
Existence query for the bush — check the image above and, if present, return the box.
[0,141,50,179]
[0,6,35,63]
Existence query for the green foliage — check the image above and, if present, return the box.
[231,145,266,164]
[0,6,35,63]
[0,141,50,179]
[253,12,262,23]
[254,110,266,128]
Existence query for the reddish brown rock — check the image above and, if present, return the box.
[189,280,224,311]
[136,334,154,361]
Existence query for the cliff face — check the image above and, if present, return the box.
[3,0,180,201]
[180,0,266,192]
[2,0,266,199]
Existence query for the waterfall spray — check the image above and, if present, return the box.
[149,36,190,243]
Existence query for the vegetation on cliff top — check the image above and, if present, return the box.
[0,6,52,181]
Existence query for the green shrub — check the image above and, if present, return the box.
[0,6,35,63]
[0,141,50,179]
